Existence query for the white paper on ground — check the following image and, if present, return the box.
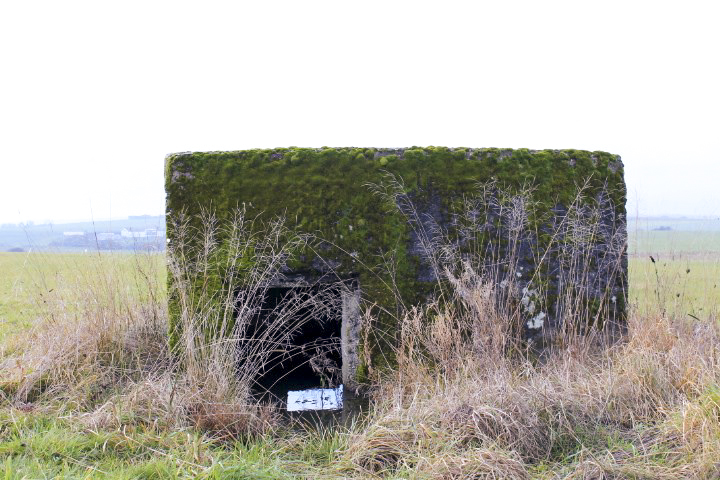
[286,385,343,411]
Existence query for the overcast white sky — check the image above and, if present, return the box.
[1,0,718,224]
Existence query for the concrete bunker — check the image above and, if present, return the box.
[165,147,628,407]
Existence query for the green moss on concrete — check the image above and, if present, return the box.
[165,147,626,378]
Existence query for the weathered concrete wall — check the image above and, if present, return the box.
[165,147,627,387]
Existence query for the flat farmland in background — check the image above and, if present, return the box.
[0,252,165,344]
[629,217,720,255]
[629,253,720,316]
[628,220,720,316]
[630,230,720,255]
[1,220,718,344]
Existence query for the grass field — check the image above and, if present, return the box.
[630,230,720,255]
[629,253,720,316]
[1,225,719,478]
[0,252,165,346]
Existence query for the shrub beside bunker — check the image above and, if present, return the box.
[164,147,627,395]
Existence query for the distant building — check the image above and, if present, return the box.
[121,228,147,238]
[120,227,162,238]
[96,232,116,241]
[63,231,85,236]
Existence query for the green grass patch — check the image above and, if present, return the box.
[0,412,329,479]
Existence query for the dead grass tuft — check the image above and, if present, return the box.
[415,448,530,479]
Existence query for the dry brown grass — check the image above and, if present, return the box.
[0,254,167,406]
[343,293,720,477]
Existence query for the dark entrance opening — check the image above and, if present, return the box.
[246,284,344,406]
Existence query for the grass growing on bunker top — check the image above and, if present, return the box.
[1,212,719,477]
